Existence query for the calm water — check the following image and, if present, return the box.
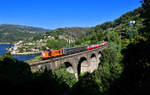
[0,44,41,61]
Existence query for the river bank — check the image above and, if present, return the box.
[11,52,41,55]
[0,42,11,44]
[0,44,41,61]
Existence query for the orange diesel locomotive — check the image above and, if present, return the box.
[42,49,63,59]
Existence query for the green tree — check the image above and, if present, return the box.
[140,0,150,39]
[0,53,32,84]
[0,54,70,95]
[96,30,104,41]
[72,48,123,95]
[53,68,77,88]
[46,39,68,49]
[105,31,122,54]
[110,1,150,94]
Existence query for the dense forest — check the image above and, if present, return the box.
[0,0,150,95]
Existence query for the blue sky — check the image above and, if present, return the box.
[0,0,141,29]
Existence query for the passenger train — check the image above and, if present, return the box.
[42,41,108,59]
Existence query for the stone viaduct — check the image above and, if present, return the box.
[29,45,107,78]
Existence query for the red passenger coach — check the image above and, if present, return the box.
[88,42,107,50]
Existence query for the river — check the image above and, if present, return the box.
[0,44,41,61]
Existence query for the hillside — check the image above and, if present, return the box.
[93,7,143,35]
[0,24,49,42]
[43,27,90,40]
[73,7,143,46]
[28,7,143,51]
[30,27,91,46]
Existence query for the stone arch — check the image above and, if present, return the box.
[64,62,72,68]
[90,53,97,65]
[78,57,88,75]
[39,64,47,71]
[44,63,51,70]
[91,53,96,58]
[98,51,103,66]
[64,62,75,74]
[98,51,102,59]
[40,63,52,71]
[90,53,98,73]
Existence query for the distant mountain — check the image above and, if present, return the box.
[0,24,49,33]
[51,27,90,38]
[0,24,49,42]
[32,27,91,41]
